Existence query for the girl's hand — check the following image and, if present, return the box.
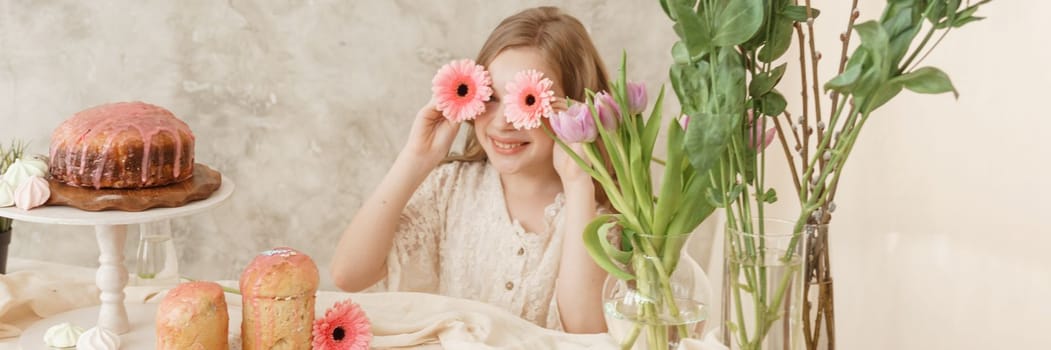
[551,97,593,187]
[553,142,593,189]
[402,99,461,168]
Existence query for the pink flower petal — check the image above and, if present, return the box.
[432,59,493,123]
[503,69,555,130]
[595,91,620,131]
[552,103,597,143]
[312,299,372,350]
[626,82,648,115]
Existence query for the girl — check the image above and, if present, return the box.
[331,6,610,334]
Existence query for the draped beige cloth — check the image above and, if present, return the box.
[0,259,725,349]
[0,259,621,349]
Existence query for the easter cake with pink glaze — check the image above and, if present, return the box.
[48,101,195,189]
[240,247,319,350]
[156,281,229,350]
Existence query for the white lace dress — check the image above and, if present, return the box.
[370,160,569,329]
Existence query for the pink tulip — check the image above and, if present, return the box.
[594,91,620,131]
[678,114,690,130]
[749,127,777,152]
[627,82,648,115]
[746,111,776,152]
[551,103,598,143]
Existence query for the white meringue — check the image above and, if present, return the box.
[1,157,47,189]
[75,326,120,350]
[0,180,12,208]
[43,322,84,349]
[13,176,49,211]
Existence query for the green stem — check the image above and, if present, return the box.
[621,323,642,350]
[730,257,751,347]
[798,95,848,202]
[899,25,937,74]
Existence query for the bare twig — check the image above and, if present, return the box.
[793,22,811,201]
[783,111,803,151]
[829,2,861,128]
[804,0,825,179]
[774,116,802,196]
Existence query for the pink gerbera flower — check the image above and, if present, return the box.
[432,59,493,122]
[503,69,555,130]
[312,299,372,350]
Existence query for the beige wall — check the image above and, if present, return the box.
[0,0,674,285]
[1,1,1045,348]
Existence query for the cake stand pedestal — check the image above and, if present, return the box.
[0,176,233,348]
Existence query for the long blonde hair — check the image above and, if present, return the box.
[445,6,611,163]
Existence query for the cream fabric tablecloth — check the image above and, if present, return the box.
[0,258,725,350]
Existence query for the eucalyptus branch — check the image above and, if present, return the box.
[908,24,954,72]
[900,25,937,74]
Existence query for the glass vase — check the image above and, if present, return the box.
[722,218,808,350]
[133,220,180,286]
[801,222,833,350]
[604,233,708,350]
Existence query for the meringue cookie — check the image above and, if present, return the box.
[76,327,120,350]
[43,322,85,349]
[0,180,12,207]
[1,157,47,189]
[13,176,49,211]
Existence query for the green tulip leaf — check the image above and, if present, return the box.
[582,215,635,280]
[597,221,632,265]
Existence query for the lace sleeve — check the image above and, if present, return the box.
[370,163,457,293]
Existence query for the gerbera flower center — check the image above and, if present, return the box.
[332,326,346,341]
[525,95,536,106]
[457,83,469,97]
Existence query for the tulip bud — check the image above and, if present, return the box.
[551,103,598,143]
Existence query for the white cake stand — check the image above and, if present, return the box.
[0,176,234,349]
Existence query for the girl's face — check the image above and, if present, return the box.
[475,47,564,176]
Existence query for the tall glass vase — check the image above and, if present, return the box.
[722,219,808,350]
[801,222,833,350]
[603,233,708,350]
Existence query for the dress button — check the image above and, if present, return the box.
[517,247,525,256]
[505,281,514,290]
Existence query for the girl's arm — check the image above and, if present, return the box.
[330,101,459,291]
[554,144,609,333]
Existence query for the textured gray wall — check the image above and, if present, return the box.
[0,0,681,290]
